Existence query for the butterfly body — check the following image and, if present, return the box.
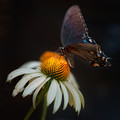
[59,5,111,67]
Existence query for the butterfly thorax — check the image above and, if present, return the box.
[58,47,69,57]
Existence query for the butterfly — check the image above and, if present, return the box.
[58,5,111,68]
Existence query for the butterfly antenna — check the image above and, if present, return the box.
[49,37,61,48]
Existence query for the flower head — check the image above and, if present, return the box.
[41,55,70,81]
[6,51,84,114]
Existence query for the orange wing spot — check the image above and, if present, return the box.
[102,57,105,61]
[97,54,100,57]
[93,63,99,67]
[90,51,94,54]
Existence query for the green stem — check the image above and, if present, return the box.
[24,106,34,120]
[24,82,50,120]
[41,97,47,120]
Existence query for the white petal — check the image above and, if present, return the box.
[68,83,81,113]
[20,61,41,68]
[53,81,62,114]
[64,82,77,110]
[64,81,81,113]
[22,76,46,97]
[12,89,21,97]
[77,89,85,109]
[67,88,74,107]
[47,80,57,106]
[68,73,79,88]
[33,77,50,108]
[68,82,81,114]
[12,73,43,96]
[6,68,39,82]
[59,81,69,110]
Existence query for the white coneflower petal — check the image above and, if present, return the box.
[67,81,81,114]
[47,80,57,106]
[12,89,20,97]
[59,81,69,110]
[22,76,46,97]
[66,87,74,107]
[64,82,77,110]
[7,68,39,82]
[77,89,85,109]
[64,81,81,113]
[67,83,81,114]
[33,77,50,108]
[69,73,79,88]
[53,81,62,114]
[20,61,41,68]
[12,73,43,97]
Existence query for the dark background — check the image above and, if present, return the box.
[0,0,120,120]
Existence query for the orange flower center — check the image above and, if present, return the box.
[40,51,60,62]
[40,53,70,81]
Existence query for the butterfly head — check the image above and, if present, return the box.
[58,47,65,55]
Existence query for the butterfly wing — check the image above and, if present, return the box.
[65,42,111,67]
[65,43,100,61]
[61,5,90,47]
[61,5,111,67]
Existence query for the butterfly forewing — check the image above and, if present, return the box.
[61,5,88,47]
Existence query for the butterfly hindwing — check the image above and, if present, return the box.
[65,43,100,61]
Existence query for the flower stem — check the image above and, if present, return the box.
[24,82,50,120]
[24,105,34,120]
[41,97,47,120]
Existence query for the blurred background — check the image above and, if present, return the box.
[0,0,120,120]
